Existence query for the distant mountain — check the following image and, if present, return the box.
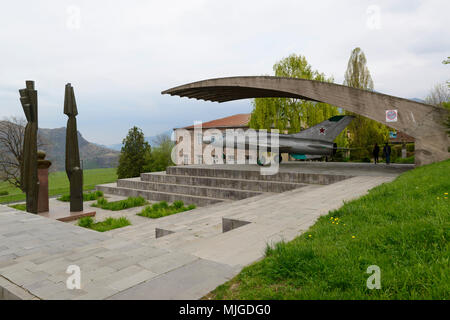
[104,143,123,151]
[410,98,426,103]
[38,127,119,171]
[105,130,173,151]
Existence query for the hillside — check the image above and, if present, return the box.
[38,127,119,171]
[105,130,174,151]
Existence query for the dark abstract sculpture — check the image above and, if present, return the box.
[64,83,83,212]
[19,80,39,213]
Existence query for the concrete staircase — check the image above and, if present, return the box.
[96,165,352,207]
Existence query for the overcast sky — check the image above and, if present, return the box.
[0,0,448,145]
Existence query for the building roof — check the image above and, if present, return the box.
[181,113,251,130]
[389,131,415,143]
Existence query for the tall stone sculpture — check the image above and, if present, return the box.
[19,80,39,213]
[64,83,83,212]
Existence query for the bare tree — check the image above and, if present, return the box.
[0,117,46,191]
[425,83,450,107]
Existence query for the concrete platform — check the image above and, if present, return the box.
[97,162,404,207]
[179,162,414,177]
[0,162,412,300]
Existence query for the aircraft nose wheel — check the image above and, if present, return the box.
[257,156,265,166]
[257,155,266,166]
[257,154,282,166]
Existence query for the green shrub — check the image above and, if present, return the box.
[85,190,104,201]
[92,196,147,211]
[406,143,415,153]
[138,200,196,219]
[78,216,94,228]
[57,190,104,202]
[97,197,108,206]
[173,200,184,209]
[0,191,9,196]
[159,201,169,209]
[78,216,130,232]
[395,156,415,164]
[57,194,71,202]
[390,144,403,162]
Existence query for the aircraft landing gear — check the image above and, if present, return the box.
[257,155,266,166]
[257,153,282,166]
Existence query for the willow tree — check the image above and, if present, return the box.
[249,54,348,148]
[343,48,389,160]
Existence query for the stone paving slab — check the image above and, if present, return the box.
[108,258,240,300]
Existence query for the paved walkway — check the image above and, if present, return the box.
[0,172,397,299]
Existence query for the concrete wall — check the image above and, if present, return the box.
[174,127,254,165]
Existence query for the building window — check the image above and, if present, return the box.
[197,133,202,145]
[183,154,189,165]
[196,155,203,164]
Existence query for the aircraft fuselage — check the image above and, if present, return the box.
[205,132,335,157]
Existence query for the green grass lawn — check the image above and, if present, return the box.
[91,196,147,211]
[9,203,26,211]
[208,159,450,300]
[138,200,196,219]
[57,190,104,202]
[78,216,131,232]
[0,168,117,204]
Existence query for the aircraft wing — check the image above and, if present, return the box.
[238,139,292,153]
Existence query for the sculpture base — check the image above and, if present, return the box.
[39,210,96,222]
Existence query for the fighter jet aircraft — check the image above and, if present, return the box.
[203,115,354,165]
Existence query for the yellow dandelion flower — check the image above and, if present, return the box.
[352,235,356,239]
[444,192,448,195]
[437,197,440,200]
[332,221,335,224]
[308,234,312,238]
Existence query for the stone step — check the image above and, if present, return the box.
[166,166,352,185]
[96,183,226,207]
[117,178,264,201]
[140,172,305,193]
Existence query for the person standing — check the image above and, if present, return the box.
[383,142,391,165]
[373,143,380,164]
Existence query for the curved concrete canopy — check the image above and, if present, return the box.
[162,76,450,166]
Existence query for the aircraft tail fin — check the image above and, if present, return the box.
[292,115,354,142]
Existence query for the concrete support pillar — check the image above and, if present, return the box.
[415,135,450,166]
